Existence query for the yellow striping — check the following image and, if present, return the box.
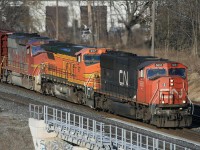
[54,53,76,61]
[31,64,38,68]
[68,78,85,85]
[83,73,100,78]
[31,62,49,68]
[42,72,99,90]
[68,78,99,90]
[84,73,95,78]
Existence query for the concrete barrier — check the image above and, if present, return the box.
[29,118,57,150]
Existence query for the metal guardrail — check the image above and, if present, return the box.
[29,104,44,120]
[29,104,191,150]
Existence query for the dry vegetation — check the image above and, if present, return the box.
[0,111,34,150]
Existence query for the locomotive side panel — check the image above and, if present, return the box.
[100,52,137,99]
[7,33,40,74]
[0,31,9,60]
[100,51,157,100]
[0,31,10,76]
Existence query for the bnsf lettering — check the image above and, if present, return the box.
[119,70,128,86]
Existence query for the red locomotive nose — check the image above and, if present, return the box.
[158,77,187,105]
[170,77,187,104]
[160,78,175,105]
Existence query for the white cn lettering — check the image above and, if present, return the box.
[119,70,128,86]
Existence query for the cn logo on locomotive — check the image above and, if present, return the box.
[119,70,128,87]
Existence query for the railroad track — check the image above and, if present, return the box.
[193,103,200,125]
[0,83,200,149]
[193,115,200,123]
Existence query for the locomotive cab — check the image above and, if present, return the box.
[137,61,193,127]
[75,48,107,91]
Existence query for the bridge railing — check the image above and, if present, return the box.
[29,104,191,150]
[29,103,43,120]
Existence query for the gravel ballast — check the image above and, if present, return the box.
[0,83,200,150]
[0,98,34,150]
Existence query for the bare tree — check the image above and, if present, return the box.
[0,0,43,32]
[156,0,200,57]
[111,0,153,47]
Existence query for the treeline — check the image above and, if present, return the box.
[156,0,200,56]
[0,0,199,56]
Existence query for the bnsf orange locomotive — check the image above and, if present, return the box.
[0,31,193,127]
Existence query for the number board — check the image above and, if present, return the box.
[171,63,178,67]
[155,64,163,67]
[89,49,97,53]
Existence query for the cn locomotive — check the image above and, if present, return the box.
[0,30,193,127]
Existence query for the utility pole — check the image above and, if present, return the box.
[151,0,155,56]
[56,0,59,40]
[87,0,93,45]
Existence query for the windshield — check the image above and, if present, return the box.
[32,46,45,56]
[169,68,186,78]
[84,55,100,66]
[147,69,167,79]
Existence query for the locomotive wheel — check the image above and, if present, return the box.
[41,85,46,95]
[95,96,110,112]
[42,83,49,95]
[50,86,55,96]
[94,97,101,110]
[6,74,12,84]
[76,91,84,104]
[41,82,54,96]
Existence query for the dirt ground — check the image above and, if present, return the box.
[0,106,34,150]
[188,73,200,102]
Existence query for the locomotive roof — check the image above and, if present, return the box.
[8,33,41,46]
[41,41,89,56]
[27,37,53,45]
[103,50,158,59]
[104,50,137,57]
[9,33,40,38]
[137,60,172,70]
[0,30,12,35]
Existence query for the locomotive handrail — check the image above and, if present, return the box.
[0,56,6,75]
[182,82,194,115]
[4,58,29,73]
[187,97,194,115]
[149,81,159,114]
[32,63,43,76]
[84,73,95,97]
[0,56,6,67]
[149,81,159,105]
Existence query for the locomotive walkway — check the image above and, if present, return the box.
[29,104,191,150]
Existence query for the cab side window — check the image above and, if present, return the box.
[139,69,144,78]
[77,54,81,63]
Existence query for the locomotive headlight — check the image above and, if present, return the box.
[162,100,165,104]
[183,100,186,104]
[170,79,174,86]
